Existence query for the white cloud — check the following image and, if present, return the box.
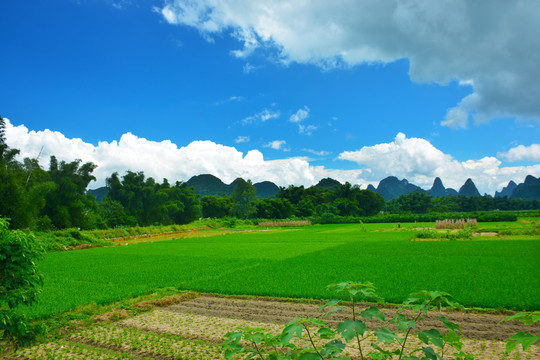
[4,119,318,188]
[264,140,289,151]
[304,149,331,157]
[216,96,244,105]
[4,119,539,194]
[242,108,280,124]
[298,124,318,136]
[499,144,540,162]
[289,106,310,123]
[234,135,250,143]
[158,0,540,127]
[339,132,540,195]
[243,62,256,74]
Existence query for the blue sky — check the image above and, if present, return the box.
[1,0,539,194]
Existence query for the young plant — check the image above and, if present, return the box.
[222,281,475,360]
[500,311,540,353]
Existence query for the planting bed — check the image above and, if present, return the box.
[11,294,540,360]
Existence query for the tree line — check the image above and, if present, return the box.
[1,116,538,231]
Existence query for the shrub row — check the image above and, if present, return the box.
[311,211,522,224]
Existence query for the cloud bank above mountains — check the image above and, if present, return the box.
[157,0,540,128]
[5,119,539,195]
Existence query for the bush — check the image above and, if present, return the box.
[0,218,45,349]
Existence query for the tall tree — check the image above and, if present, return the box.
[231,178,257,219]
[42,156,97,229]
[0,116,27,227]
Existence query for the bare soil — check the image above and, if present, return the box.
[10,293,540,360]
[167,294,538,342]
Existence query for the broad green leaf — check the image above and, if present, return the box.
[418,329,443,348]
[421,346,442,360]
[337,320,366,341]
[321,339,345,357]
[374,328,402,344]
[505,341,520,353]
[507,332,539,351]
[303,317,326,327]
[438,316,461,333]
[441,330,463,350]
[317,327,335,339]
[396,319,416,331]
[244,332,265,343]
[299,352,321,360]
[324,306,343,318]
[501,312,540,326]
[361,306,385,321]
[319,298,341,312]
[281,323,303,346]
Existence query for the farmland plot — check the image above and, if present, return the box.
[27,223,540,321]
[11,294,540,360]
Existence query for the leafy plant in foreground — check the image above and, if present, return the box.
[222,281,475,359]
[500,311,540,353]
[0,217,44,350]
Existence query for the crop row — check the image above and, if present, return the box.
[24,223,540,320]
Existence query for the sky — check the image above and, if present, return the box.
[1,0,539,195]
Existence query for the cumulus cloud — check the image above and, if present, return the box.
[499,144,540,162]
[234,135,250,143]
[339,132,540,194]
[157,0,540,127]
[289,106,310,123]
[4,119,539,194]
[242,108,280,124]
[4,119,320,188]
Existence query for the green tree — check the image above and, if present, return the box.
[201,195,232,218]
[42,156,97,229]
[255,198,294,219]
[231,178,257,219]
[0,116,29,228]
[387,192,432,214]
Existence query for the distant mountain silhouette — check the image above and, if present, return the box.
[427,177,458,197]
[87,173,540,200]
[495,180,517,198]
[187,174,230,196]
[87,187,108,202]
[186,174,279,198]
[315,178,342,190]
[253,181,280,198]
[375,176,423,201]
[511,175,540,200]
[458,178,481,197]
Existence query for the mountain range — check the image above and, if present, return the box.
[88,174,540,201]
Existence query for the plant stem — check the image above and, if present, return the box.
[398,301,432,360]
[351,294,365,360]
[252,341,265,360]
[304,325,324,359]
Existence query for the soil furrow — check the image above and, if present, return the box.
[167,294,539,341]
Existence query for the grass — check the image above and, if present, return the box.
[24,222,540,320]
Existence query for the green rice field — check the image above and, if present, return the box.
[28,222,540,319]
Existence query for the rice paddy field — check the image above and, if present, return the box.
[6,219,540,359]
[28,220,540,319]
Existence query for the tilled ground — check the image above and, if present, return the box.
[9,294,540,360]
